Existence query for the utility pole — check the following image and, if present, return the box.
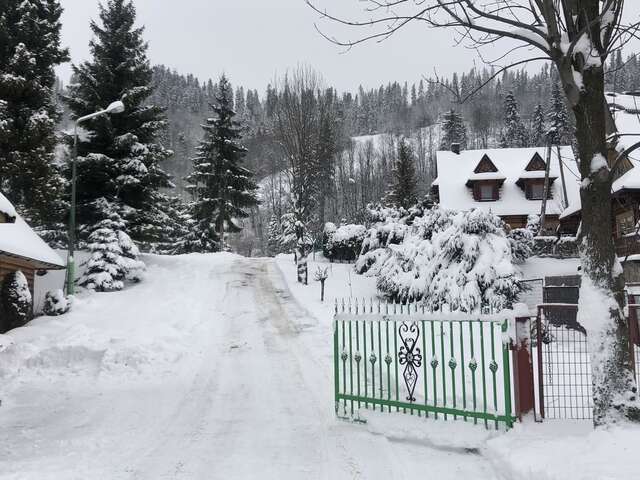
[539,134,553,235]
[557,145,569,208]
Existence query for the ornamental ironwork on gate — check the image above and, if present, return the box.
[333,305,516,430]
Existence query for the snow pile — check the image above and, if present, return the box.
[43,289,71,316]
[0,253,239,382]
[486,422,640,480]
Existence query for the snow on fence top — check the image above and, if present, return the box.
[0,193,65,268]
[434,146,580,217]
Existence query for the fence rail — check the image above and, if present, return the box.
[333,310,516,430]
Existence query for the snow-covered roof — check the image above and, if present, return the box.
[0,192,17,219]
[607,92,640,150]
[0,193,65,269]
[434,147,580,217]
[560,93,640,219]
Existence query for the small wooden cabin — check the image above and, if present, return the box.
[0,192,65,300]
[431,146,581,233]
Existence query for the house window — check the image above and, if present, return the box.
[616,210,635,237]
[479,183,496,201]
[527,182,545,200]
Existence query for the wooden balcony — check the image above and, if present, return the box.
[615,234,640,258]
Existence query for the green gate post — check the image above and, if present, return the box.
[502,319,514,428]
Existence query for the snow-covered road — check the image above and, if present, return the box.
[0,255,498,479]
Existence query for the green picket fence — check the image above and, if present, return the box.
[333,309,516,430]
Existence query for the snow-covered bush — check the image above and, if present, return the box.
[508,227,534,264]
[356,205,410,274]
[1,271,32,331]
[118,230,145,282]
[321,222,337,258]
[324,224,367,262]
[373,208,524,312]
[80,210,145,292]
[43,289,71,316]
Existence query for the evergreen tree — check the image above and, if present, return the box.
[531,104,547,146]
[387,139,417,209]
[501,91,528,147]
[439,110,467,150]
[266,215,281,256]
[0,0,69,232]
[547,82,570,145]
[184,75,259,252]
[64,0,172,246]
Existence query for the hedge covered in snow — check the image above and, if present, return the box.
[358,205,527,312]
[323,223,367,262]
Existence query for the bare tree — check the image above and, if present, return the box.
[308,0,640,425]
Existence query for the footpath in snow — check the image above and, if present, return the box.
[0,252,636,479]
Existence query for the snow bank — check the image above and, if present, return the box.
[0,253,241,381]
[486,422,640,480]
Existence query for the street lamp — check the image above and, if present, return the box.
[66,101,125,295]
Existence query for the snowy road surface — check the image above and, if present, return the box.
[0,255,499,479]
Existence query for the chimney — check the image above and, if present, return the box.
[451,143,460,155]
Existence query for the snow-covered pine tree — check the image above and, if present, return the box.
[500,91,528,148]
[80,214,126,292]
[266,215,282,256]
[387,139,417,209]
[79,199,144,291]
[531,104,547,147]
[439,110,467,150]
[64,0,173,246]
[547,82,570,146]
[0,0,69,233]
[184,75,259,252]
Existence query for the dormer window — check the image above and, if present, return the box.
[479,183,496,201]
[467,154,505,201]
[527,181,546,200]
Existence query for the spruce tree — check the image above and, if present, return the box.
[184,75,259,252]
[64,0,172,245]
[547,82,570,145]
[501,91,528,148]
[267,215,281,256]
[531,104,547,146]
[0,0,69,233]
[439,110,467,150]
[387,139,417,210]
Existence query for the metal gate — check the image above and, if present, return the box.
[534,304,640,420]
[333,309,516,430]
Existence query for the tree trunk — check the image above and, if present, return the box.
[566,65,638,425]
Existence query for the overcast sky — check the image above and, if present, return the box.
[57,0,640,93]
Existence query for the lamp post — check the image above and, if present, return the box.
[66,101,125,295]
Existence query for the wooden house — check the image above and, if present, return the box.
[559,92,640,278]
[0,192,65,299]
[431,146,581,232]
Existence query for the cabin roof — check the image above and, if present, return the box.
[0,192,65,269]
[434,146,580,217]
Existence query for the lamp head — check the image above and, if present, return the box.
[106,100,125,114]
